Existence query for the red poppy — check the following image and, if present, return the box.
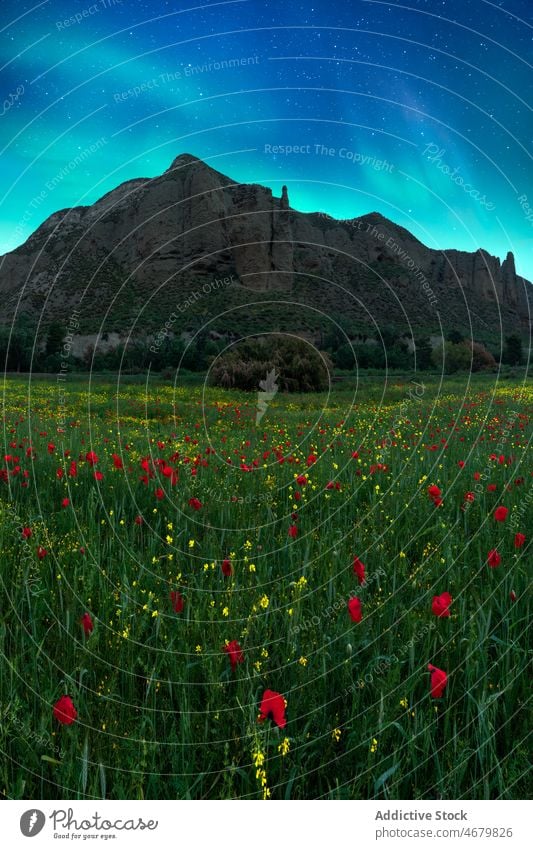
[53,695,77,725]
[37,546,47,560]
[347,596,362,623]
[170,590,184,613]
[61,498,70,508]
[22,526,32,539]
[154,487,164,500]
[427,484,442,507]
[134,515,143,525]
[428,664,447,698]
[432,592,452,618]
[258,689,287,728]
[94,471,104,481]
[487,549,501,568]
[80,612,94,635]
[352,556,365,585]
[487,483,497,492]
[188,497,202,511]
[510,590,517,602]
[112,453,123,469]
[288,524,298,538]
[514,532,526,548]
[296,474,307,486]
[221,558,233,577]
[48,442,55,454]
[223,640,244,671]
[85,451,98,466]
[494,506,508,522]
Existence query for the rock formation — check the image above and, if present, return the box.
[0,152,530,340]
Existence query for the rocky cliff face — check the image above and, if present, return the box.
[0,152,530,339]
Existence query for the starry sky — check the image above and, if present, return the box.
[1,0,532,280]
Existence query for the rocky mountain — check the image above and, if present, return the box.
[0,153,530,347]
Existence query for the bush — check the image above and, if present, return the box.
[209,336,331,392]
[432,340,496,374]
[469,340,496,372]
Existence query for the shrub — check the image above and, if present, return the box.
[432,339,496,373]
[469,340,496,371]
[209,336,331,392]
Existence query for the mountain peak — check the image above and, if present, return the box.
[166,152,203,171]
[163,153,238,187]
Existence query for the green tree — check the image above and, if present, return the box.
[182,340,202,371]
[334,343,357,370]
[503,333,523,366]
[375,325,398,351]
[0,314,36,371]
[352,344,385,369]
[45,321,66,357]
[414,337,433,371]
[387,339,411,370]
[432,341,471,374]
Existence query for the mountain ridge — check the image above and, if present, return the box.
[0,152,530,343]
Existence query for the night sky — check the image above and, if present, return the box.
[1,0,531,279]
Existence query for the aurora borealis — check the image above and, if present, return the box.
[1,0,531,279]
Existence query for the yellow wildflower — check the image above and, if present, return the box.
[277,737,290,756]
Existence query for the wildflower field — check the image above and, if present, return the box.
[0,374,530,800]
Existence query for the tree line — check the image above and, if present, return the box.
[0,316,525,376]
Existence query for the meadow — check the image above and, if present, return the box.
[0,373,530,800]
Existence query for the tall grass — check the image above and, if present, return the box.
[0,374,530,799]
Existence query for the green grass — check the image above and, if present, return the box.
[0,373,530,799]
